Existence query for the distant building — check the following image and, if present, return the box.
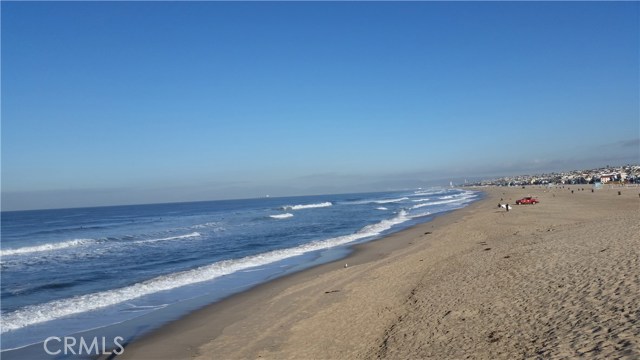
[599,174,615,183]
[461,164,639,187]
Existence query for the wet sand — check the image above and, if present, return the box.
[118,185,639,359]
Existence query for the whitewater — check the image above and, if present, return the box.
[0,188,480,352]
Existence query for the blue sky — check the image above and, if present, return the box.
[2,2,639,210]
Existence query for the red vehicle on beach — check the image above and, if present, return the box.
[515,197,539,205]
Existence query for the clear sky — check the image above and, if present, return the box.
[2,1,639,210]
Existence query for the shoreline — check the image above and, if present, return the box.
[118,184,639,359]
[114,191,487,359]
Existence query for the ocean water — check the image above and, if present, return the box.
[0,188,480,354]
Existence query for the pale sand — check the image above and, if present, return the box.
[119,185,639,359]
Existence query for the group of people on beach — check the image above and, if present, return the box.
[498,203,512,211]
[498,198,512,211]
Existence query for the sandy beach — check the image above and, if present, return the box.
[119,185,639,359]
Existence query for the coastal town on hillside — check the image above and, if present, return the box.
[461,164,640,187]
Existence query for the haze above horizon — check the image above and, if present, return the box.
[2,2,639,211]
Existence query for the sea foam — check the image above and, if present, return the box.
[282,202,332,210]
[0,239,94,257]
[270,213,294,219]
[411,197,471,209]
[0,232,203,257]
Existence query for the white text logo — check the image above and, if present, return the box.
[43,336,124,356]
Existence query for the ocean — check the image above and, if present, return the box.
[0,188,480,355]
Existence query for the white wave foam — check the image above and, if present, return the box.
[375,197,409,204]
[0,233,201,261]
[359,210,409,235]
[282,202,332,210]
[410,192,477,210]
[270,213,294,219]
[411,198,468,209]
[412,189,446,196]
[0,239,94,257]
[411,198,431,202]
[133,232,201,244]
[409,211,431,219]
[376,207,388,211]
[0,211,410,333]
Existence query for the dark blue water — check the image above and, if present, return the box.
[0,188,479,352]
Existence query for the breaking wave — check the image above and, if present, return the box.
[270,213,294,219]
[282,202,332,210]
[411,198,471,209]
[0,239,94,257]
[1,232,203,258]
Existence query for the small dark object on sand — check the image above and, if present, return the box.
[488,331,500,343]
[618,191,621,195]
[424,231,432,235]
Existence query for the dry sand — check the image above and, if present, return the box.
[119,185,639,359]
